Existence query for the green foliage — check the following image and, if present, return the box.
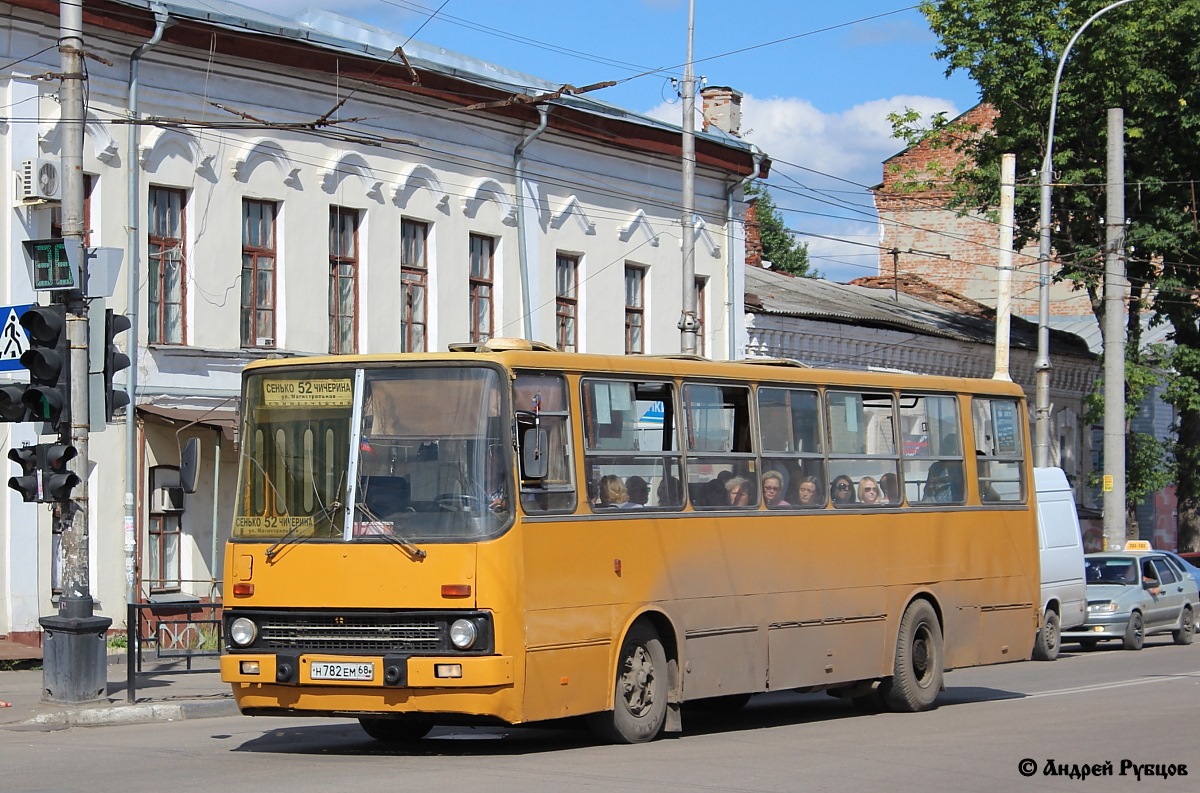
[746,182,818,277]
[916,0,1200,548]
[1082,357,1173,508]
[107,632,128,650]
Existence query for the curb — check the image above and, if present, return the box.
[6,696,238,730]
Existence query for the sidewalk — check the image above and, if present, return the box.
[0,642,237,730]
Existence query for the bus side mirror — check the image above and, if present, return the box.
[180,436,201,494]
[521,428,548,480]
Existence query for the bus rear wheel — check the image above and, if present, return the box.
[358,717,433,743]
[1033,609,1061,661]
[588,623,667,744]
[882,599,943,712]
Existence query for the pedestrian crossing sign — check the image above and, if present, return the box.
[0,304,33,372]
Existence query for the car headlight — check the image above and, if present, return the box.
[1087,602,1118,613]
[229,616,259,647]
[449,618,478,650]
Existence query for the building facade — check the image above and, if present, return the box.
[0,0,762,642]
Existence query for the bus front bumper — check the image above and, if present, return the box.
[221,653,514,688]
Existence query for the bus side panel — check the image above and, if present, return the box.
[672,595,765,699]
[522,642,613,722]
[765,590,888,690]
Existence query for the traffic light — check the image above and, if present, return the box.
[0,383,32,423]
[7,445,40,502]
[102,310,131,421]
[40,443,79,501]
[6,443,79,503]
[19,304,69,428]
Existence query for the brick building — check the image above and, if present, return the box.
[873,104,1092,319]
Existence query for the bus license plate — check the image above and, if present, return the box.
[309,661,375,682]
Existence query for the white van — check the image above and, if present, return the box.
[1033,467,1087,660]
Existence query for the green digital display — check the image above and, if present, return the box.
[22,238,76,291]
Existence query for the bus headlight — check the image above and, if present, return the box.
[449,619,478,650]
[229,617,259,647]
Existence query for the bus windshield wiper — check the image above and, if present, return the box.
[264,502,340,561]
[355,505,427,560]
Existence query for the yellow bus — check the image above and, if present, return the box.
[220,339,1039,743]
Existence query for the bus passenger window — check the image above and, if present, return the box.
[514,373,576,513]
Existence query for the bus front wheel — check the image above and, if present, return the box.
[588,623,668,744]
[882,599,943,712]
[358,717,433,743]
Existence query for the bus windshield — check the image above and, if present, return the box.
[232,364,511,543]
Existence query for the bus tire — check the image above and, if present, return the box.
[1122,612,1145,650]
[882,599,943,712]
[358,717,433,742]
[1032,609,1061,661]
[588,623,668,744]
[1173,606,1194,645]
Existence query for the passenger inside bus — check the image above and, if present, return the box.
[625,476,650,506]
[598,474,640,508]
[762,470,789,507]
[879,472,900,504]
[831,474,856,506]
[726,476,753,507]
[921,461,964,503]
[796,476,821,507]
[858,476,884,506]
[657,475,683,507]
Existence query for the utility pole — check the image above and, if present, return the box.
[678,0,699,355]
[993,153,1015,382]
[1102,108,1127,549]
[39,0,111,704]
[1035,0,1138,467]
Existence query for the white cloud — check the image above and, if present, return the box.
[645,93,963,281]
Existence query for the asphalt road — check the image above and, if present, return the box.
[3,639,1198,793]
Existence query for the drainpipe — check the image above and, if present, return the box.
[726,147,764,360]
[124,3,169,617]
[513,105,548,341]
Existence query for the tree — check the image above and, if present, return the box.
[911,0,1200,548]
[746,182,817,277]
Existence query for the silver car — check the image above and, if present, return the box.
[1062,549,1198,651]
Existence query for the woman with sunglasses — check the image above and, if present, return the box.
[830,474,856,506]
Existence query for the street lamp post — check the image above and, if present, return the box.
[1035,0,1138,468]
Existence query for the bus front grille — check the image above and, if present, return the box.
[258,616,442,653]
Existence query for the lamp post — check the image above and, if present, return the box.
[1034,0,1137,467]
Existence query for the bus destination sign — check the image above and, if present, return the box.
[262,378,353,408]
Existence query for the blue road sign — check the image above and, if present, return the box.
[0,304,34,372]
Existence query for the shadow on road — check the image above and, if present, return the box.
[226,682,1029,756]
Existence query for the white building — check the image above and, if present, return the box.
[0,0,763,643]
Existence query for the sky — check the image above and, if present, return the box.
[252,0,981,282]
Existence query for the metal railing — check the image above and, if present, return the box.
[124,600,222,703]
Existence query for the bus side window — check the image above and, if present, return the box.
[514,373,576,513]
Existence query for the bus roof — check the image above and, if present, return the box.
[242,340,1028,398]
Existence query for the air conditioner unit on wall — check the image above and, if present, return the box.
[152,486,185,513]
[21,158,62,202]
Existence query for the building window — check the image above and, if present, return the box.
[241,200,277,347]
[329,207,359,354]
[556,253,578,352]
[625,264,645,354]
[695,276,707,356]
[147,466,183,593]
[401,219,428,352]
[148,186,187,344]
[469,233,495,343]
